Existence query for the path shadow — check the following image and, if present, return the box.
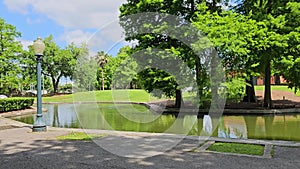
[1,134,299,168]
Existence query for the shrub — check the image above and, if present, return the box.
[223,77,246,103]
[0,98,34,112]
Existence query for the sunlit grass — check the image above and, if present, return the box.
[41,86,300,103]
[207,142,265,156]
[56,132,105,141]
[42,89,164,103]
[255,85,300,96]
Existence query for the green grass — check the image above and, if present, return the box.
[56,132,105,141]
[255,85,300,96]
[207,142,265,156]
[42,89,164,103]
[41,85,300,103]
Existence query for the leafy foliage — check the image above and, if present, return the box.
[73,45,97,92]
[0,97,34,112]
[0,17,23,95]
[29,37,89,93]
[276,2,300,93]
[234,0,299,107]
[119,0,223,106]
[223,77,246,103]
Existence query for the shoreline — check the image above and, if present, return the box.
[2,101,300,117]
[0,106,47,118]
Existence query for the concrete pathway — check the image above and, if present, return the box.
[0,117,300,169]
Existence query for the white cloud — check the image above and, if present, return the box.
[100,21,124,42]
[3,0,32,14]
[4,0,127,29]
[19,39,33,51]
[26,17,42,24]
[4,0,128,55]
[60,29,92,46]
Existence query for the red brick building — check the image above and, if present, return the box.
[255,76,286,85]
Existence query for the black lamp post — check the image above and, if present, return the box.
[32,37,47,132]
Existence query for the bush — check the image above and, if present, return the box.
[223,77,246,103]
[0,98,34,112]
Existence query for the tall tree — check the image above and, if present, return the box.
[0,17,23,96]
[192,3,260,103]
[119,0,229,107]
[27,36,84,93]
[276,2,300,93]
[112,46,139,89]
[95,51,109,90]
[235,0,294,108]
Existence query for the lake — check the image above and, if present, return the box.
[12,104,300,141]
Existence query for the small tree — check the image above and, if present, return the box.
[95,51,109,90]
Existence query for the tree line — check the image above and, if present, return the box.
[1,0,299,109]
[116,0,300,108]
[0,18,95,95]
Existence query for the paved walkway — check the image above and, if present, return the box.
[0,117,300,169]
[256,90,300,107]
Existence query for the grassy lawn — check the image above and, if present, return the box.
[56,132,105,141]
[41,86,300,103]
[42,89,164,103]
[207,142,265,156]
[255,85,300,96]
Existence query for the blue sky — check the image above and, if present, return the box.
[0,0,237,57]
[0,0,127,56]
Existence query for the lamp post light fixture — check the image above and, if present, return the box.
[32,37,47,132]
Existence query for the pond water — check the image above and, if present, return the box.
[12,104,300,141]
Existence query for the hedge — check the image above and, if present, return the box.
[0,98,34,112]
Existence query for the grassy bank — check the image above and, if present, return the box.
[42,89,164,103]
[41,86,300,103]
[255,85,300,96]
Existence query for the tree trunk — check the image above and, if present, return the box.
[275,75,280,85]
[263,59,272,108]
[101,67,104,90]
[53,80,59,94]
[51,76,60,94]
[175,89,184,108]
[195,58,202,105]
[52,78,57,93]
[129,81,133,89]
[243,76,257,102]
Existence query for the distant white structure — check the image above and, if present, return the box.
[26,90,48,95]
[0,95,8,99]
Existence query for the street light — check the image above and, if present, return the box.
[32,37,46,132]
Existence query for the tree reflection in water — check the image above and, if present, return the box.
[11,104,300,141]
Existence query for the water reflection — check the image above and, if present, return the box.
[11,104,300,141]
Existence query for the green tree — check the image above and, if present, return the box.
[95,51,109,90]
[95,46,137,90]
[119,0,226,107]
[111,46,139,89]
[0,17,23,96]
[192,2,261,104]
[72,44,98,91]
[277,2,300,93]
[27,36,84,93]
[235,0,296,108]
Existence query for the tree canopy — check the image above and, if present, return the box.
[0,17,23,95]
[118,0,300,108]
